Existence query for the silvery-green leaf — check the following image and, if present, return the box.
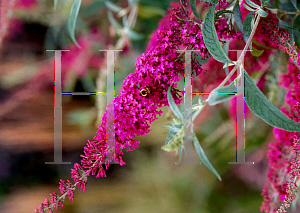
[176,146,183,164]
[203,2,232,63]
[243,3,256,12]
[260,0,269,7]
[198,96,204,105]
[105,0,123,13]
[125,27,144,40]
[193,135,222,181]
[54,0,58,10]
[167,84,183,120]
[243,12,254,50]
[122,15,129,28]
[107,11,122,30]
[68,0,82,48]
[258,8,268,17]
[277,17,298,30]
[162,125,184,154]
[233,0,243,32]
[245,0,260,8]
[128,0,140,7]
[208,81,242,106]
[291,0,297,10]
[223,41,230,76]
[289,29,294,45]
[161,126,175,131]
[244,70,300,132]
[214,10,234,19]
[190,0,200,20]
[164,123,182,146]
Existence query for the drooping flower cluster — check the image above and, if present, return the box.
[261,59,300,213]
[35,1,242,212]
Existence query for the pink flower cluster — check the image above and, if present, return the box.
[35,1,242,211]
[261,59,300,212]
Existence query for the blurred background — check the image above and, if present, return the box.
[0,0,297,212]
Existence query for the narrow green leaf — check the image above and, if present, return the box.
[245,0,260,8]
[54,0,58,10]
[291,0,297,10]
[105,0,123,13]
[244,70,300,132]
[161,126,174,131]
[243,3,256,12]
[167,84,183,120]
[203,2,232,64]
[252,38,277,49]
[198,95,204,105]
[125,27,144,40]
[190,0,200,20]
[243,12,254,50]
[162,125,184,155]
[277,17,298,30]
[176,146,183,164]
[251,47,264,57]
[193,135,222,181]
[128,0,140,7]
[214,10,234,19]
[164,124,182,146]
[289,29,295,45]
[258,8,268,17]
[122,15,129,28]
[260,0,269,7]
[233,0,243,31]
[223,41,230,76]
[208,81,242,105]
[68,0,82,48]
[107,11,122,30]
[202,0,215,3]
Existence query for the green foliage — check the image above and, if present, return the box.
[243,12,254,50]
[207,81,242,106]
[214,10,234,20]
[233,0,243,31]
[251,47,264,57]
[277,16,298,30]
[54,0,58,10]
[260,0,270,7]
[243,3,256,12]
[167,85,183,120]
[105,0,123,13]
[244,70,300,132]
[245,0,260,9]
[203,2,232,63]
[190,0,200,20]
[258,8,269,17]
[68,0,82,48]
[193,134,222,181]
[161,124,184,155]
